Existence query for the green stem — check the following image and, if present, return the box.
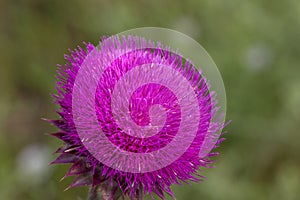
[87,185,100,200]
[88,183,123,200]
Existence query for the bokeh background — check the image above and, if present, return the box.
[1,0,300,199]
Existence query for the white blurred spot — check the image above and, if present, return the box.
[16,143,52,184]
[244,44,273,71]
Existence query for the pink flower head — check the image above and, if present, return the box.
[49,34,227,199]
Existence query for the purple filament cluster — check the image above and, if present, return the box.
[50,35,225,199]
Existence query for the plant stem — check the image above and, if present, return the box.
[88,183,123,200]
[100,184,113,200]
[87,185,100,200]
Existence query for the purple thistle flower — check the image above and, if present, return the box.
[49,34,227,200]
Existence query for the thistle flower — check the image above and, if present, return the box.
[49,33,227,200]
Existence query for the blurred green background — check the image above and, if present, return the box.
[1,0,300,199]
